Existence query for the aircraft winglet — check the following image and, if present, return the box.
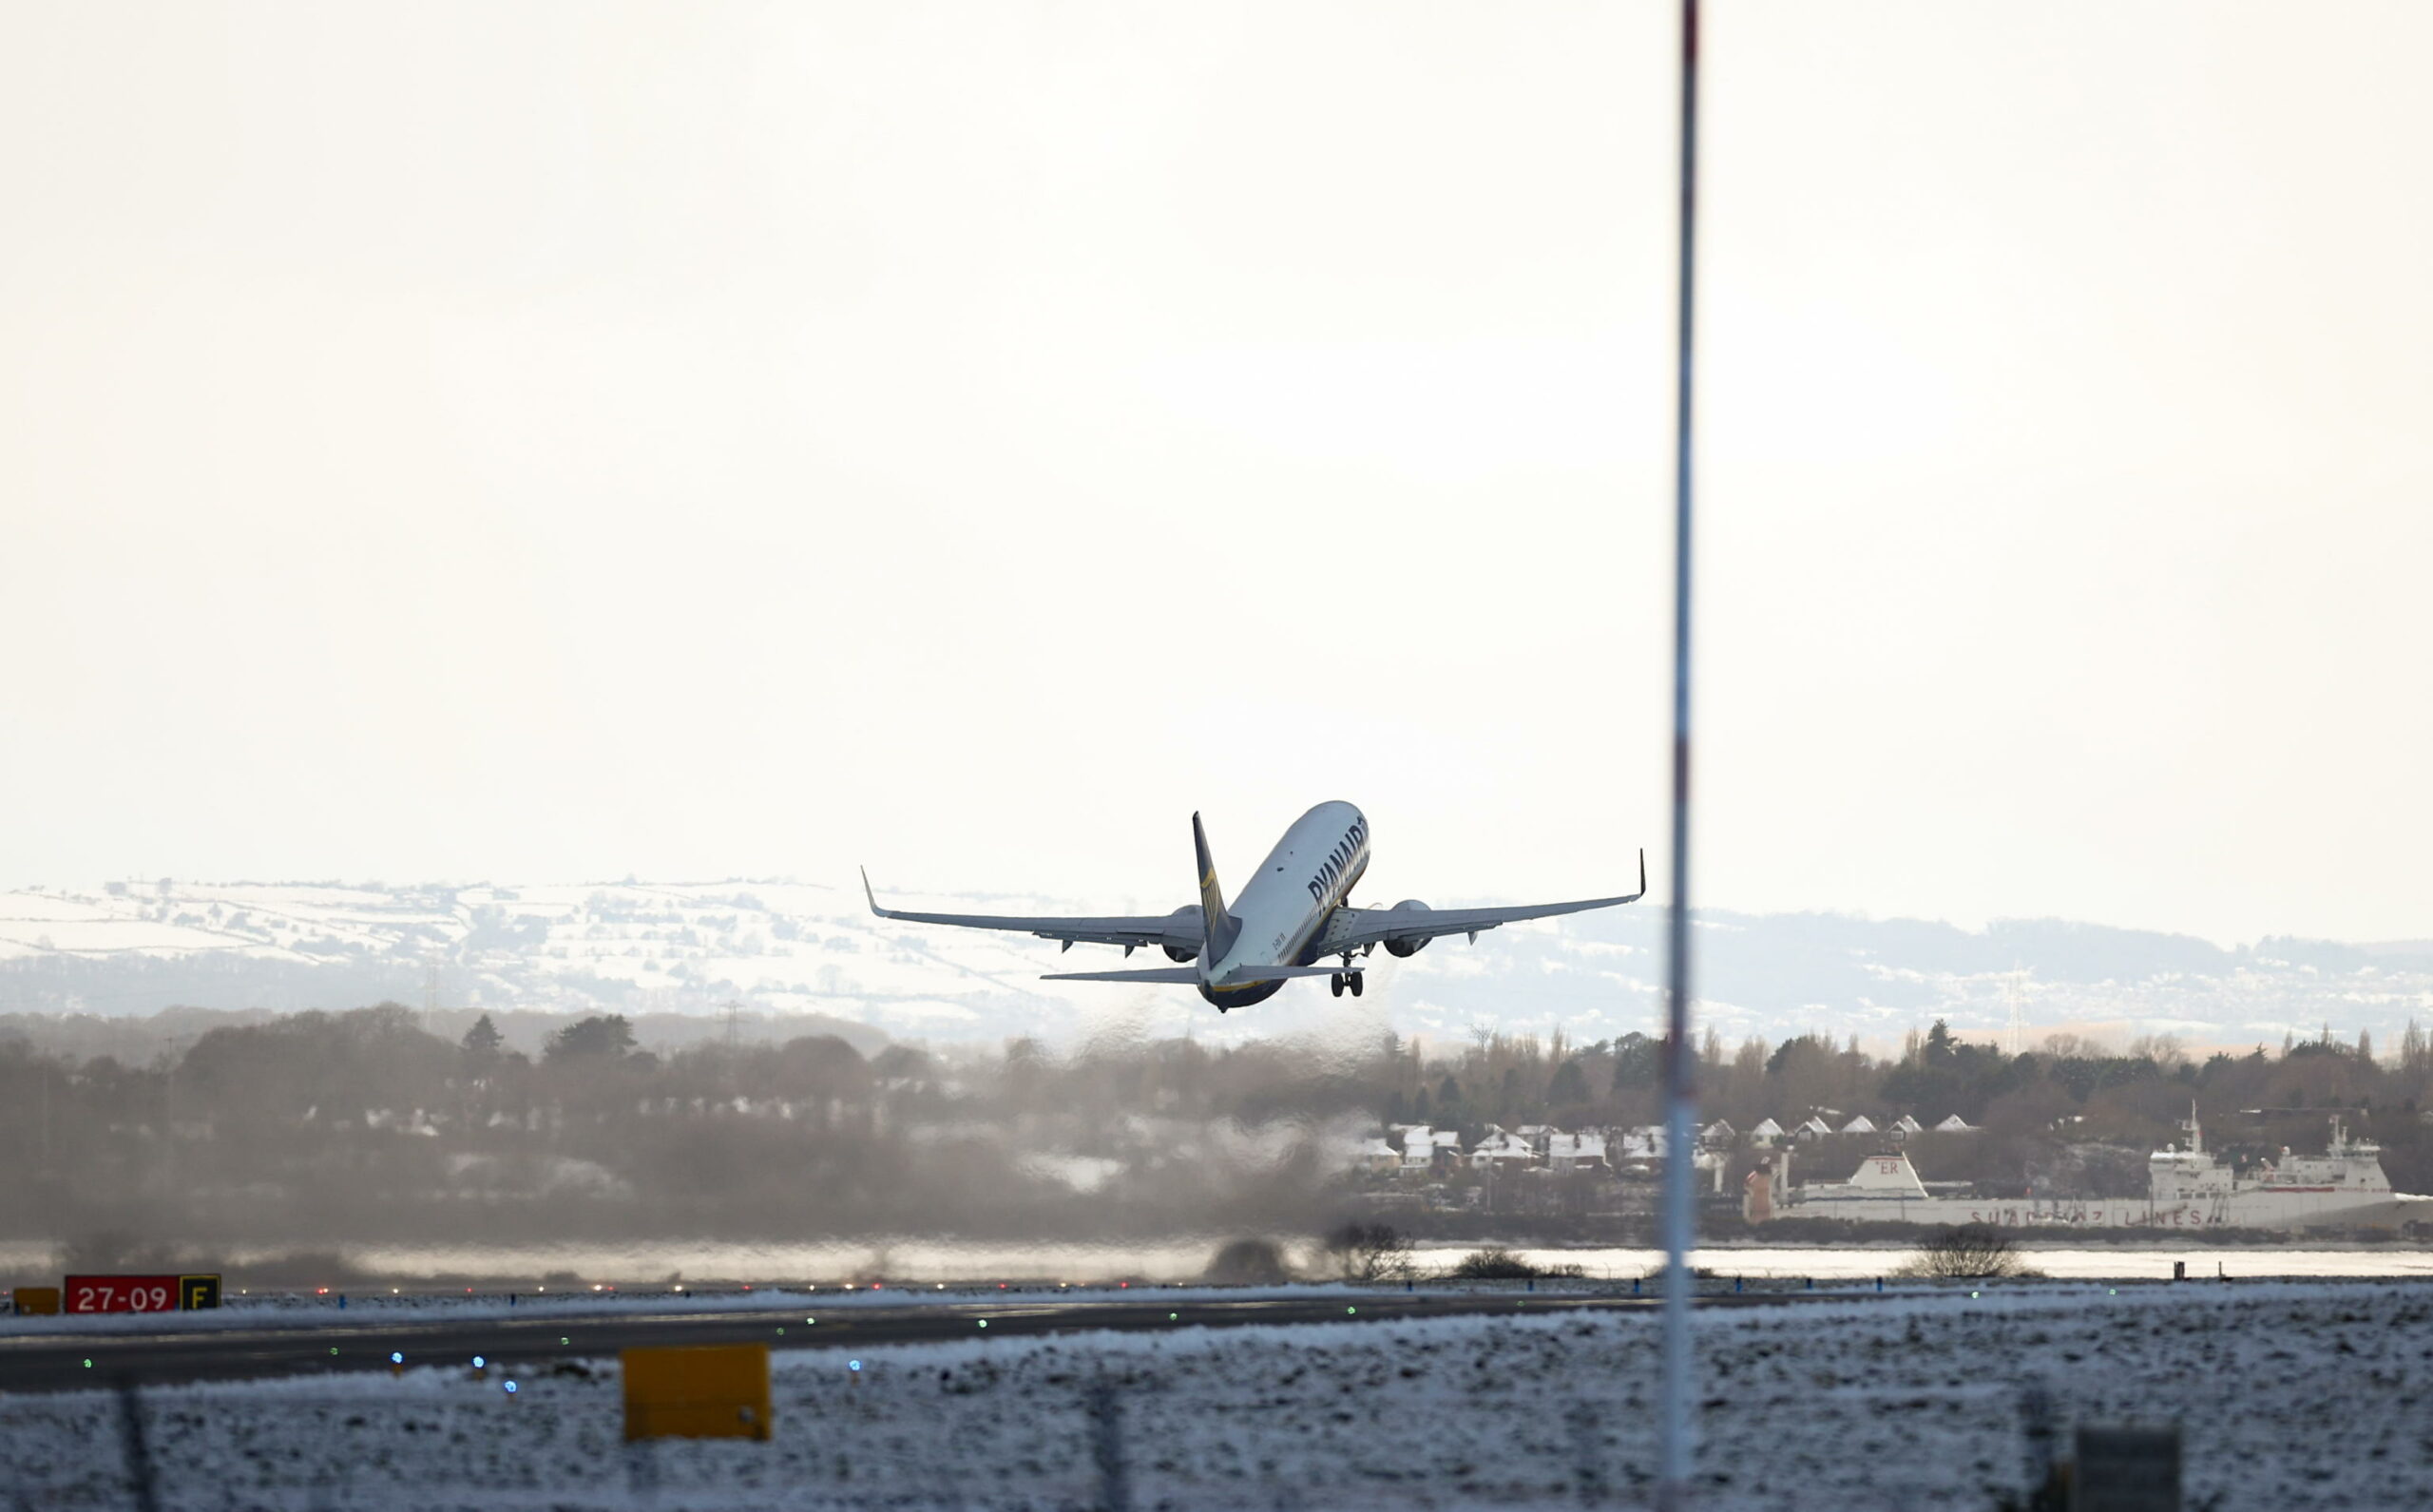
[860,866,895,919]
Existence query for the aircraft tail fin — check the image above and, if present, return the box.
[1193,812,1241,960]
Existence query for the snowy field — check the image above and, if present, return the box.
[4,1280,2429,1510]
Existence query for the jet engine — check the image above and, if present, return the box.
[1164,907,1199,962]
[1384,900,1431,957]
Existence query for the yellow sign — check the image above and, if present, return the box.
[622,1344,772,1441]
[180,1274,221,1311]
[12,1287,60,1316]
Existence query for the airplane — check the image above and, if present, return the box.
[862,800,1645,1009]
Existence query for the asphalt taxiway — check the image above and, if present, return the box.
[0,1288,1866,1394]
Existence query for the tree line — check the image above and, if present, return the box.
[3,1005,2428,1258]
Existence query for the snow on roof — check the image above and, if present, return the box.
[1933,1114,1975,1132]
[1702,1120,1736,1137]
[1749,1118,1785,1138]
[1547,1132,1606,1161]
[1470,1130,1537,1161]
[1891,1114,1924,1132]
[1795,1116,1832,1134]
[1839,1115,1877,1135]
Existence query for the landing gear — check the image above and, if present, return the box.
[1329,954,1365,999]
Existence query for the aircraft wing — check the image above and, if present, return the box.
[862,869,1201,954]
[1312,850,1647,956]
[1041,964,1357,985]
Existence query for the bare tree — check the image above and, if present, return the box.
[1898,1224,2035,1279]
[1203,1237,1293,1286]
[2125,1033,2190,1072]
[1324,1221,1413,1282]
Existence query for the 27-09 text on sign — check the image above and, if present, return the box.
[63,1275,207,1313]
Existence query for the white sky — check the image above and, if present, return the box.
[4,3,2428,947]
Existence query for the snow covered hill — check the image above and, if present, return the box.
[3,877,2427,1052]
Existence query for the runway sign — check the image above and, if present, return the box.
[64,1275,181,1313]
[622,1344,771,1441]
[12,1287,60,1315]
[59,1274,221,1312]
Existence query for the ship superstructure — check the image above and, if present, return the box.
[2147,1107,2404,1227]
[1745,1106,2426,1232]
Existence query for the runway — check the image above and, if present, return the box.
[0,1288,1863,1395]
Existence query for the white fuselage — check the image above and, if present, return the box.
[1200,801,1370,1005]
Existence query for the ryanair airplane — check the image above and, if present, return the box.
[862,801,1644,1009]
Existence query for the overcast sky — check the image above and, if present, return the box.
[5,3,2428,947]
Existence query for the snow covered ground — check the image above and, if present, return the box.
[3,1279,2427,1509]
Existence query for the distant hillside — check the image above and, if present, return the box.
[2,878,2426,1052]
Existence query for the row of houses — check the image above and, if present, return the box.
[1355,1123,1619,1177]
[1706,1112,1976,1145]
[1352,1112,1983,1178]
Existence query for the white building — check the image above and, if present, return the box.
[1618,1124,1668,1160]
[1747,1118,1786,1144]
[1793,1116,1833,1142]
[1399,1125,1464,1172]
[1469,1127,1538,1169]
[1354,1137,1400,1173]
[1545,1131,1608,1172]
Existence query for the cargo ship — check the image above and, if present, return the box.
[1744,1108,2429,1232]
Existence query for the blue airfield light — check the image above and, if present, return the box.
[849,1359,862,1371]
[472,1355,486,1368]
[503,1380,518,1394]
[391,1352,403,1365]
